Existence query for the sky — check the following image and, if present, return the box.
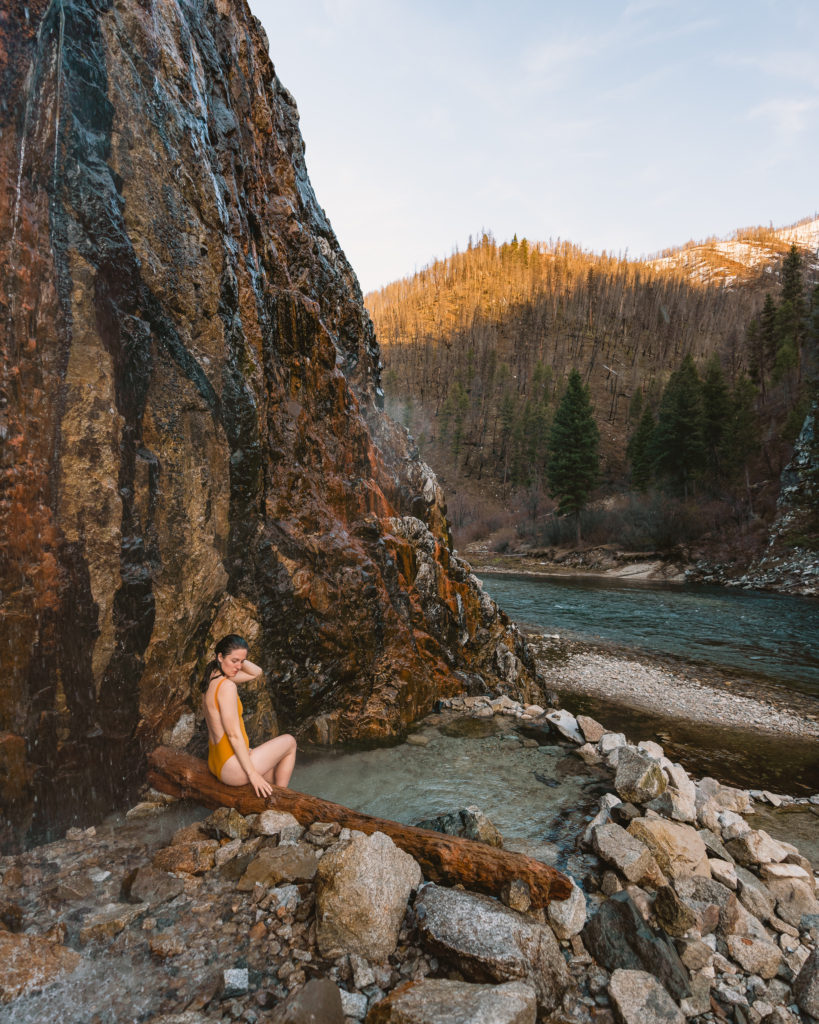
[249,0,819,294]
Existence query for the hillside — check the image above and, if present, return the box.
[366,219,818,554]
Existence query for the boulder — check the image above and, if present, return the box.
[546,878,586,940]
[413,806,503,848]
[581,793,622,847]
[654,885,703,937]
[647,788,696,824]
[726,935,782,979]
[253,810,304,843]
[237,844,321,891]
[128,867,185,906]
[365,978,537,1023]
[544,709,584,744]
[708,859,738,890]
[671,876,735,936]
[724,829,789,866]
[614,748,667,804]
[316,831,422,961]
[598,732,627,756]
[637,740,664,759]
[152,840,219,875]
[576,743,603,765]
[794,947,819,1019]
[695,777,752,820]
[581,891,690,1001]
[576,715,605,743]
[0,931,82,1003]
[269,977,345,1023]
[413,883,570,1014]
[735,865,776,923]
[608,968,686,1024]
[204,807,252,841]
[591,823,666,888]
[698,828,734,863]
[764,875,819,928]
[717,810,750,841]
[78,902,144,944]
[627,818,710,880]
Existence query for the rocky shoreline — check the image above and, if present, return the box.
[1,693,818,1024]
[466,547,819,598]
[527,635,819,744]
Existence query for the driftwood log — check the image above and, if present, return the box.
[147,746,573,907]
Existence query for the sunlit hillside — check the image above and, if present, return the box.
[366,219,818,556]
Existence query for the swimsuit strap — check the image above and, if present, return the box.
[212,675,227,710]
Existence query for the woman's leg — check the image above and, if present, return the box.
[219,734,297,789]
[252,733,297,787]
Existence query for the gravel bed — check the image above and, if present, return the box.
[535,647,819,741]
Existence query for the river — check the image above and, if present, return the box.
[477,572,819,696]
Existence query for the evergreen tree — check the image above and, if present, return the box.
[760,293,778,387]
[627,404,655,492]
[628,387,644,425]
[547,369,599,543]
[701,354,730,476]
[651,354,706,498]
[745,318,765,400]
[721,376,759,506]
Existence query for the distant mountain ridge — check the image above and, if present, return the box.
[646,215,819,286]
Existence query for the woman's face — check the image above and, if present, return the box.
[218,648,247,678]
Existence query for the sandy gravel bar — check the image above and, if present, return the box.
[532,644,819,741]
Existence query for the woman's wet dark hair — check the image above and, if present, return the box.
[201,634,249,691]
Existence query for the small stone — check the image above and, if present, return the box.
[129,867,185,906]
[725,829,790,867]
[576,742,603,765]
[637,740,664,759]
[627,817,711,880]
[339,988,368,1019]
[267,977,344,1023]
[223,967,249,998]
[237,844,321,891]
[500,879,532,913]
[544,709,584,744]
[406,733,430,747]
[149,932,186,958]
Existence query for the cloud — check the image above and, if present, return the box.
[747,97,818,138]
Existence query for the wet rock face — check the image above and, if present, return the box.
[0,0,541,848]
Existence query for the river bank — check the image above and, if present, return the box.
[465,546,819,597]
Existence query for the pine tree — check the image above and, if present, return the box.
[701,354,730,477]
[721,376,759,508]
[651,354,706,498]
[760,293,778,388]
[627,404,655,492]
[547,369,599,543]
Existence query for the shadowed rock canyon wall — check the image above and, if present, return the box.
[0,0,542,849]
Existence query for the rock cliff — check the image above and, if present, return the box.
[0,0,541,849]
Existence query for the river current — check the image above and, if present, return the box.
[477,572,819,696]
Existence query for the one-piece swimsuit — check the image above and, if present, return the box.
[207,676,250,781]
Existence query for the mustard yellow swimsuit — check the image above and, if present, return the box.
[207,676,250,780]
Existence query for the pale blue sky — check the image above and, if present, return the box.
[249,0,819,292]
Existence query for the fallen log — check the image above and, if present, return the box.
[147,746,573,907]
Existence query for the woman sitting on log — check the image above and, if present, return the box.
[202,634,296,798]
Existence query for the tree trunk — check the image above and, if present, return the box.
[147,747,573,908]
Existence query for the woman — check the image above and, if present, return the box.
[202,634,296,798]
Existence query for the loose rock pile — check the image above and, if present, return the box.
[0,696,817,1023]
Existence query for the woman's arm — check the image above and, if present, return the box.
[234,659,262,683]
[217,679,272,798]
